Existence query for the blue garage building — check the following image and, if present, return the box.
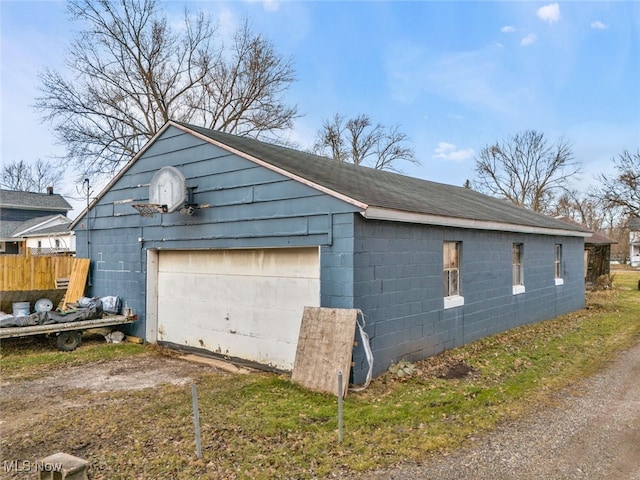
[72,121,590,383]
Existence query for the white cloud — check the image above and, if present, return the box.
[591,20,609,30]
[537,3,561,24]
[433,142,475,162]
[245,0,280,12]
[262,0,280,12]
[434,142,455,154]
[215,8,238,39]
[385,41,527,115]
[501,26,516,33]
[521,34,537,46]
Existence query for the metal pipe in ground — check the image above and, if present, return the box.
[338,370,344,443]
[192,383,203,458]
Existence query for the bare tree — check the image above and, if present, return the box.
[312,114,418,171]
[551,187,632,263]
[474,130,581,213]
[596,149,640,216]
[552,190,608,231]
[1,160,65,192]
[36,0,298,178]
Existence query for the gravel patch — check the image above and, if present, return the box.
[348,342,640,480]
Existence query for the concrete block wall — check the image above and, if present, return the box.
[320,213,356,310]
[351,219,444,382]
[76,226,148,337]
[352,217,585,381]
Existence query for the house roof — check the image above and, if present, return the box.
[0,189,72,212]
[588,231,618,245]
[20,223,72,237]
[176,122,590,237]
[629,216,640,230]
[0,221,21,241]
[556,217,617,245]
[73,121,592,238]
[0,215,72,241]
[11,215,72,237]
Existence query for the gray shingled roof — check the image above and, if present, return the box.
[11,215,71,236]
[1,215,71,239]
[629,216,640,230]
[0,189,72,211]
[0,221,21,240]
[556,216,617,245]
[177,122,589,235]
[21,222,72,237]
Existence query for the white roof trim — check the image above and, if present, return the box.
[362,207,592,237]
[21,229,73,239]
[172,122,369,210]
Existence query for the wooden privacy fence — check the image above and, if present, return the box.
[0,256,83,291]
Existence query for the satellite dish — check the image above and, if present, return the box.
[149,166,187,213]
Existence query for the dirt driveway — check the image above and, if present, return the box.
[0,349,229,444]
[351,341,640,480]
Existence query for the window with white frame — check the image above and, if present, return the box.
[443,241,464,308]
[554,244,564,285]
[512,243,525,294]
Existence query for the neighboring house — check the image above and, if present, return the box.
[18,218,76,255]
[630,216,640,267]
[0,188,74,255]
[71,121,590,383]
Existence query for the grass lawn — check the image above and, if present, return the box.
[1,270,639,479]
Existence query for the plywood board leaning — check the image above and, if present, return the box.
[292,307,359,397]
[62,258,91,309]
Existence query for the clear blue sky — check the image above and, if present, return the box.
[1,0,639,214]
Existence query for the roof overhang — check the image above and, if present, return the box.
[363,207,593,237]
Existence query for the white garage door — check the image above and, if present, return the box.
[156,247,320,370]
